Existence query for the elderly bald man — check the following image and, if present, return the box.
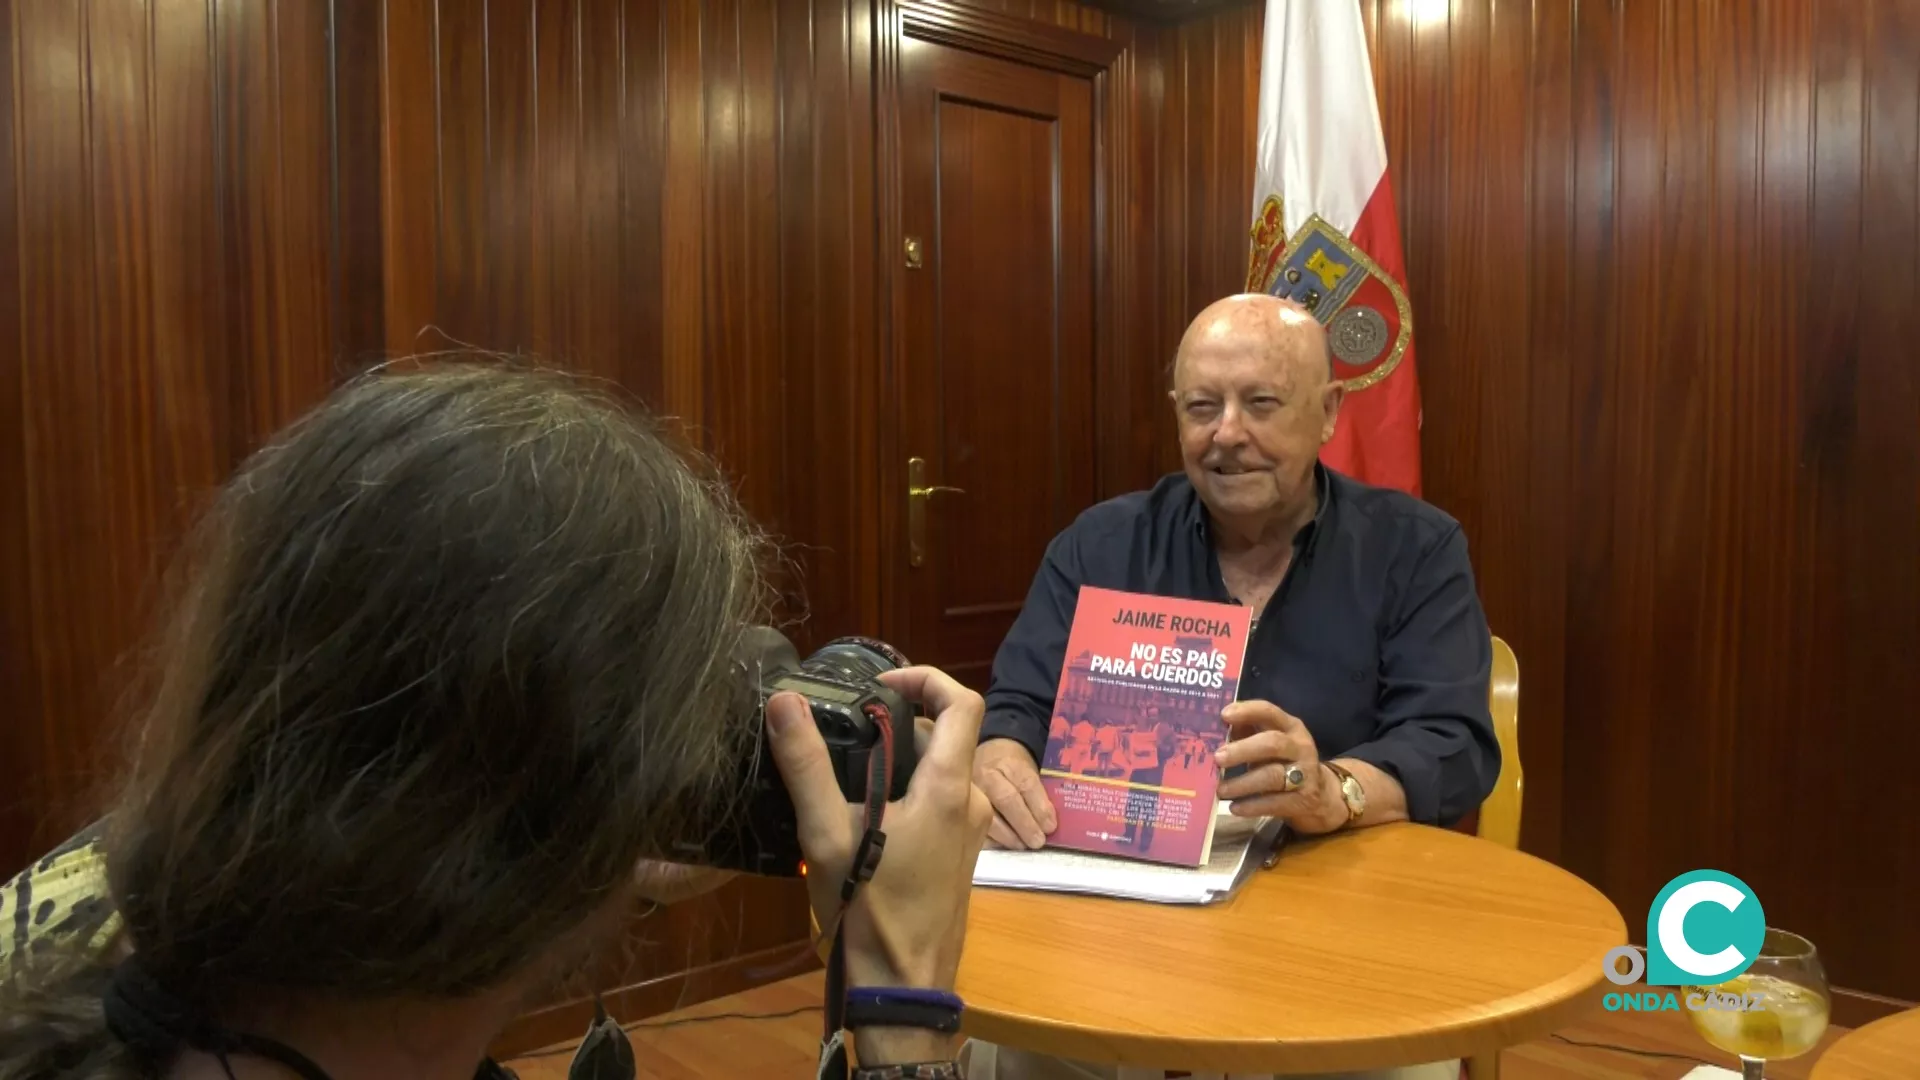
[966,294,1499,1080]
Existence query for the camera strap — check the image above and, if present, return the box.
[817,701,897,1080]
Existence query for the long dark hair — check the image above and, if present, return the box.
[0,362,770,1077]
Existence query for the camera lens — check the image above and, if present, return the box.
[798,636,910,686]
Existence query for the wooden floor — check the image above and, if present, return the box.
[503,973,1857,1079]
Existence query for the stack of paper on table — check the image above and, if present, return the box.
[971,806,1285,905]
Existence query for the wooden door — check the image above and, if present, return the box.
[894,38,1099,688]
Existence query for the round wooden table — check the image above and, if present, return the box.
[1811,1006,1920,1079]
[954,823,1626,1075]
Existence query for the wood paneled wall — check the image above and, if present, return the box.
[363,0,893,653]
[0,0,889,1013]
[0,0,348,875]
[1160,1,1262,351]
[7,0,1916,1024]
[1169,0,1920,1003]
[0,0,1199,1036]
[1398,0,1919,1007]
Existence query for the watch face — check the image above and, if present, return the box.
[1342,776,1366,813]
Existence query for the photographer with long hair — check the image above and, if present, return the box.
[0,363,991,1080]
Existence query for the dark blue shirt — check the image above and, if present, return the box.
[980,466,1500,827]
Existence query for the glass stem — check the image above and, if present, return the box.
[1741,1055,1766,1080]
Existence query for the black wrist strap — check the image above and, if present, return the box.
[818,703,899,1080]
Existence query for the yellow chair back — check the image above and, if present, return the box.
[1476,635,1523,850]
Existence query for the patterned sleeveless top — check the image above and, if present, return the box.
[0,821,121,977]
[0,825,632,1079]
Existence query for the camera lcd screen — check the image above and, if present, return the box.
[780,676,862,706]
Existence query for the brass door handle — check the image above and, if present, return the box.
[908,456,964,568]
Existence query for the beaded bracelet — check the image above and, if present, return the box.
[850,1063,962,1080]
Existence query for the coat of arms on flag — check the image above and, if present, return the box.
[1246,196,1412,394]
[1247,0,1423,495]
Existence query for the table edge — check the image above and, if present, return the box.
[960,922,1626,1073]
[1808,1005,1920,1079]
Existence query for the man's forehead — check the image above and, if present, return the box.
[1170,295,1330,392]
[1174,333,1302,389]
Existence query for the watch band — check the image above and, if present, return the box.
[844,987,965,1034]
[1322,760,1365,823]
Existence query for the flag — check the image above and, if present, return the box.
[1246,0,1422,496]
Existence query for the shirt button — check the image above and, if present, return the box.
[1351,670,1365,683]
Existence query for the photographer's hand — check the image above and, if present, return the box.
[767,668,993,1064]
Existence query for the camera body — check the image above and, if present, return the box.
[671,628,919,877]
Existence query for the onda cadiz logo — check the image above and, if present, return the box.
[1603,870,1767,1011]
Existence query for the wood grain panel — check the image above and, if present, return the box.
[0,0,339,872]
[779,0,888,649]
[15,0,115,864]
[1781,0,1920,1002]
[141,0,224,770]
[1510,0,1571,867]
[775,0,828,629]
[659,0,704,428]
[274,0,338,420]
[1096,14,1146,497]
[571,0,626,387]
[1165,4,1260,341]
[87,0,159,637]
[436,0,494,349]
[618,0,668,408]
[1852,11,1920,1000]
[378,0,440,357]
[899,0,1121,73]
[530,0,581,365]
[699,0,744,458]
[1376,0,1920,1003]
[330,0,387,365]
[1151,14,1190,479]
[0,0,39,877]
[735,0,786,530]
[149,0,229,538]
[490,0,537,352]
[950,0,1115,33]
[1077,0,1241,22]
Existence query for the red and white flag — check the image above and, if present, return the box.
[1246,0,1422,495]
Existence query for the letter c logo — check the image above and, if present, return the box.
[1644,870,1766,986]
[1657,880,1749,976]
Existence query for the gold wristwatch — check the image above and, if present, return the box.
[1322,760,1366,825]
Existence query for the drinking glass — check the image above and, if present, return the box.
[1683,928,1830,1079]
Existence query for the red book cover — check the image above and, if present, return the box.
[1038,586,1252,867]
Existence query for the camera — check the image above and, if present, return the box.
[672,627,920,877]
